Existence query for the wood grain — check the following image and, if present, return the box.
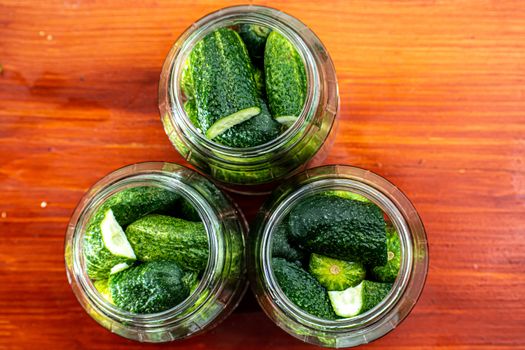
[1,0,524,349]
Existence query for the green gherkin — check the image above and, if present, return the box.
[308,254,366,291]
[125,214,209,272]
[264,31,307,120]
[109,261,189,314]
[272,258,338,320]
[239,23,271,65]
[371,225,401,282]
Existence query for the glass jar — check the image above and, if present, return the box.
[248,165,428,348]
[159,5,339,194]
[64,162,247,342]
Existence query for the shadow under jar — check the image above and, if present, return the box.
[248,165,428,348]
[64,162,247,342]
[159,5,339,195]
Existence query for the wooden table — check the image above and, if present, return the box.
[1,1,524,349]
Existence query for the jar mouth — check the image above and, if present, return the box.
[165,5,321,159]
[253,165,429,340]
[68,167,222,325]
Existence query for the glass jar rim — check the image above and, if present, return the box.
[251,165,429,344]
[162,5,322,160]
[66,162,226,327]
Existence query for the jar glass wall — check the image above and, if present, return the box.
[64,162,247,342]
[248,165,428,348]
[159,5,339,194]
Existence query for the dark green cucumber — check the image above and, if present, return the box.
[272,258,337,320]
[189,28,262,139]
[109,261,189,314]
[178,198,201,222]
[214,98,281,148]
[239,23,271,65]
[272,222,306,265]
[83,186,179,280]
[371,225,401,282]
[264,31,307,121]
[308,254,366,291]
[289,194,387,266]
[125,214,209,272]
[253,67,265,98]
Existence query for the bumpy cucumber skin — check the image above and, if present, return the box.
[109,261,189,314]
[371,226,401,283]
[189,28,260,132]
[94,279,113,303]
[272,222,306,265]
[361,280,392,313]
[253,67,266,98]
[239,23,271,65]
[289,195,387,267]
[83,187,179,280]
[181,59,193,98]
[272,258,338,320]
[125,214,209,272]
[264,31,307,119]
[183,99,200,130]
[308,253,366,291]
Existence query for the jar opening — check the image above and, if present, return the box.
[166,5,321,158]
[261,178,414,330]
[71,172,222,324]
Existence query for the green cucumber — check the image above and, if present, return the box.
[272,222,306,265]
[328,280,392,318]
[109,261,189,314]
[239,23,271,64]
[272,258,337,320]
[264,31,307,119]
[181,58,193,98]
[183,99,200,129]
[308,254,366,291]
[213,98,281,148]
[83,186,179,280]
[253,67,265,97]
[371,225,401,282]
[178,198,201,222]
[125,214,209,272]
[289,194,387,266]
[189,28,262,139]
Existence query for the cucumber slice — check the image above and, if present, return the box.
[328,282,363,317]
[308,253,366,291]
[206,106,261,140]
[328,280,393,318]
[275,116,298,127]
[101,209,136,260]
[110,262,131,275]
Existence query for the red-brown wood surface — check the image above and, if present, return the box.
[1,1,524,349]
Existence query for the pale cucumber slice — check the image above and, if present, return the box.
[206,106,261,140]
[275,115,298,127]
[101,209,136,260]
[110,262,131,275]
[328,282,363,317]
